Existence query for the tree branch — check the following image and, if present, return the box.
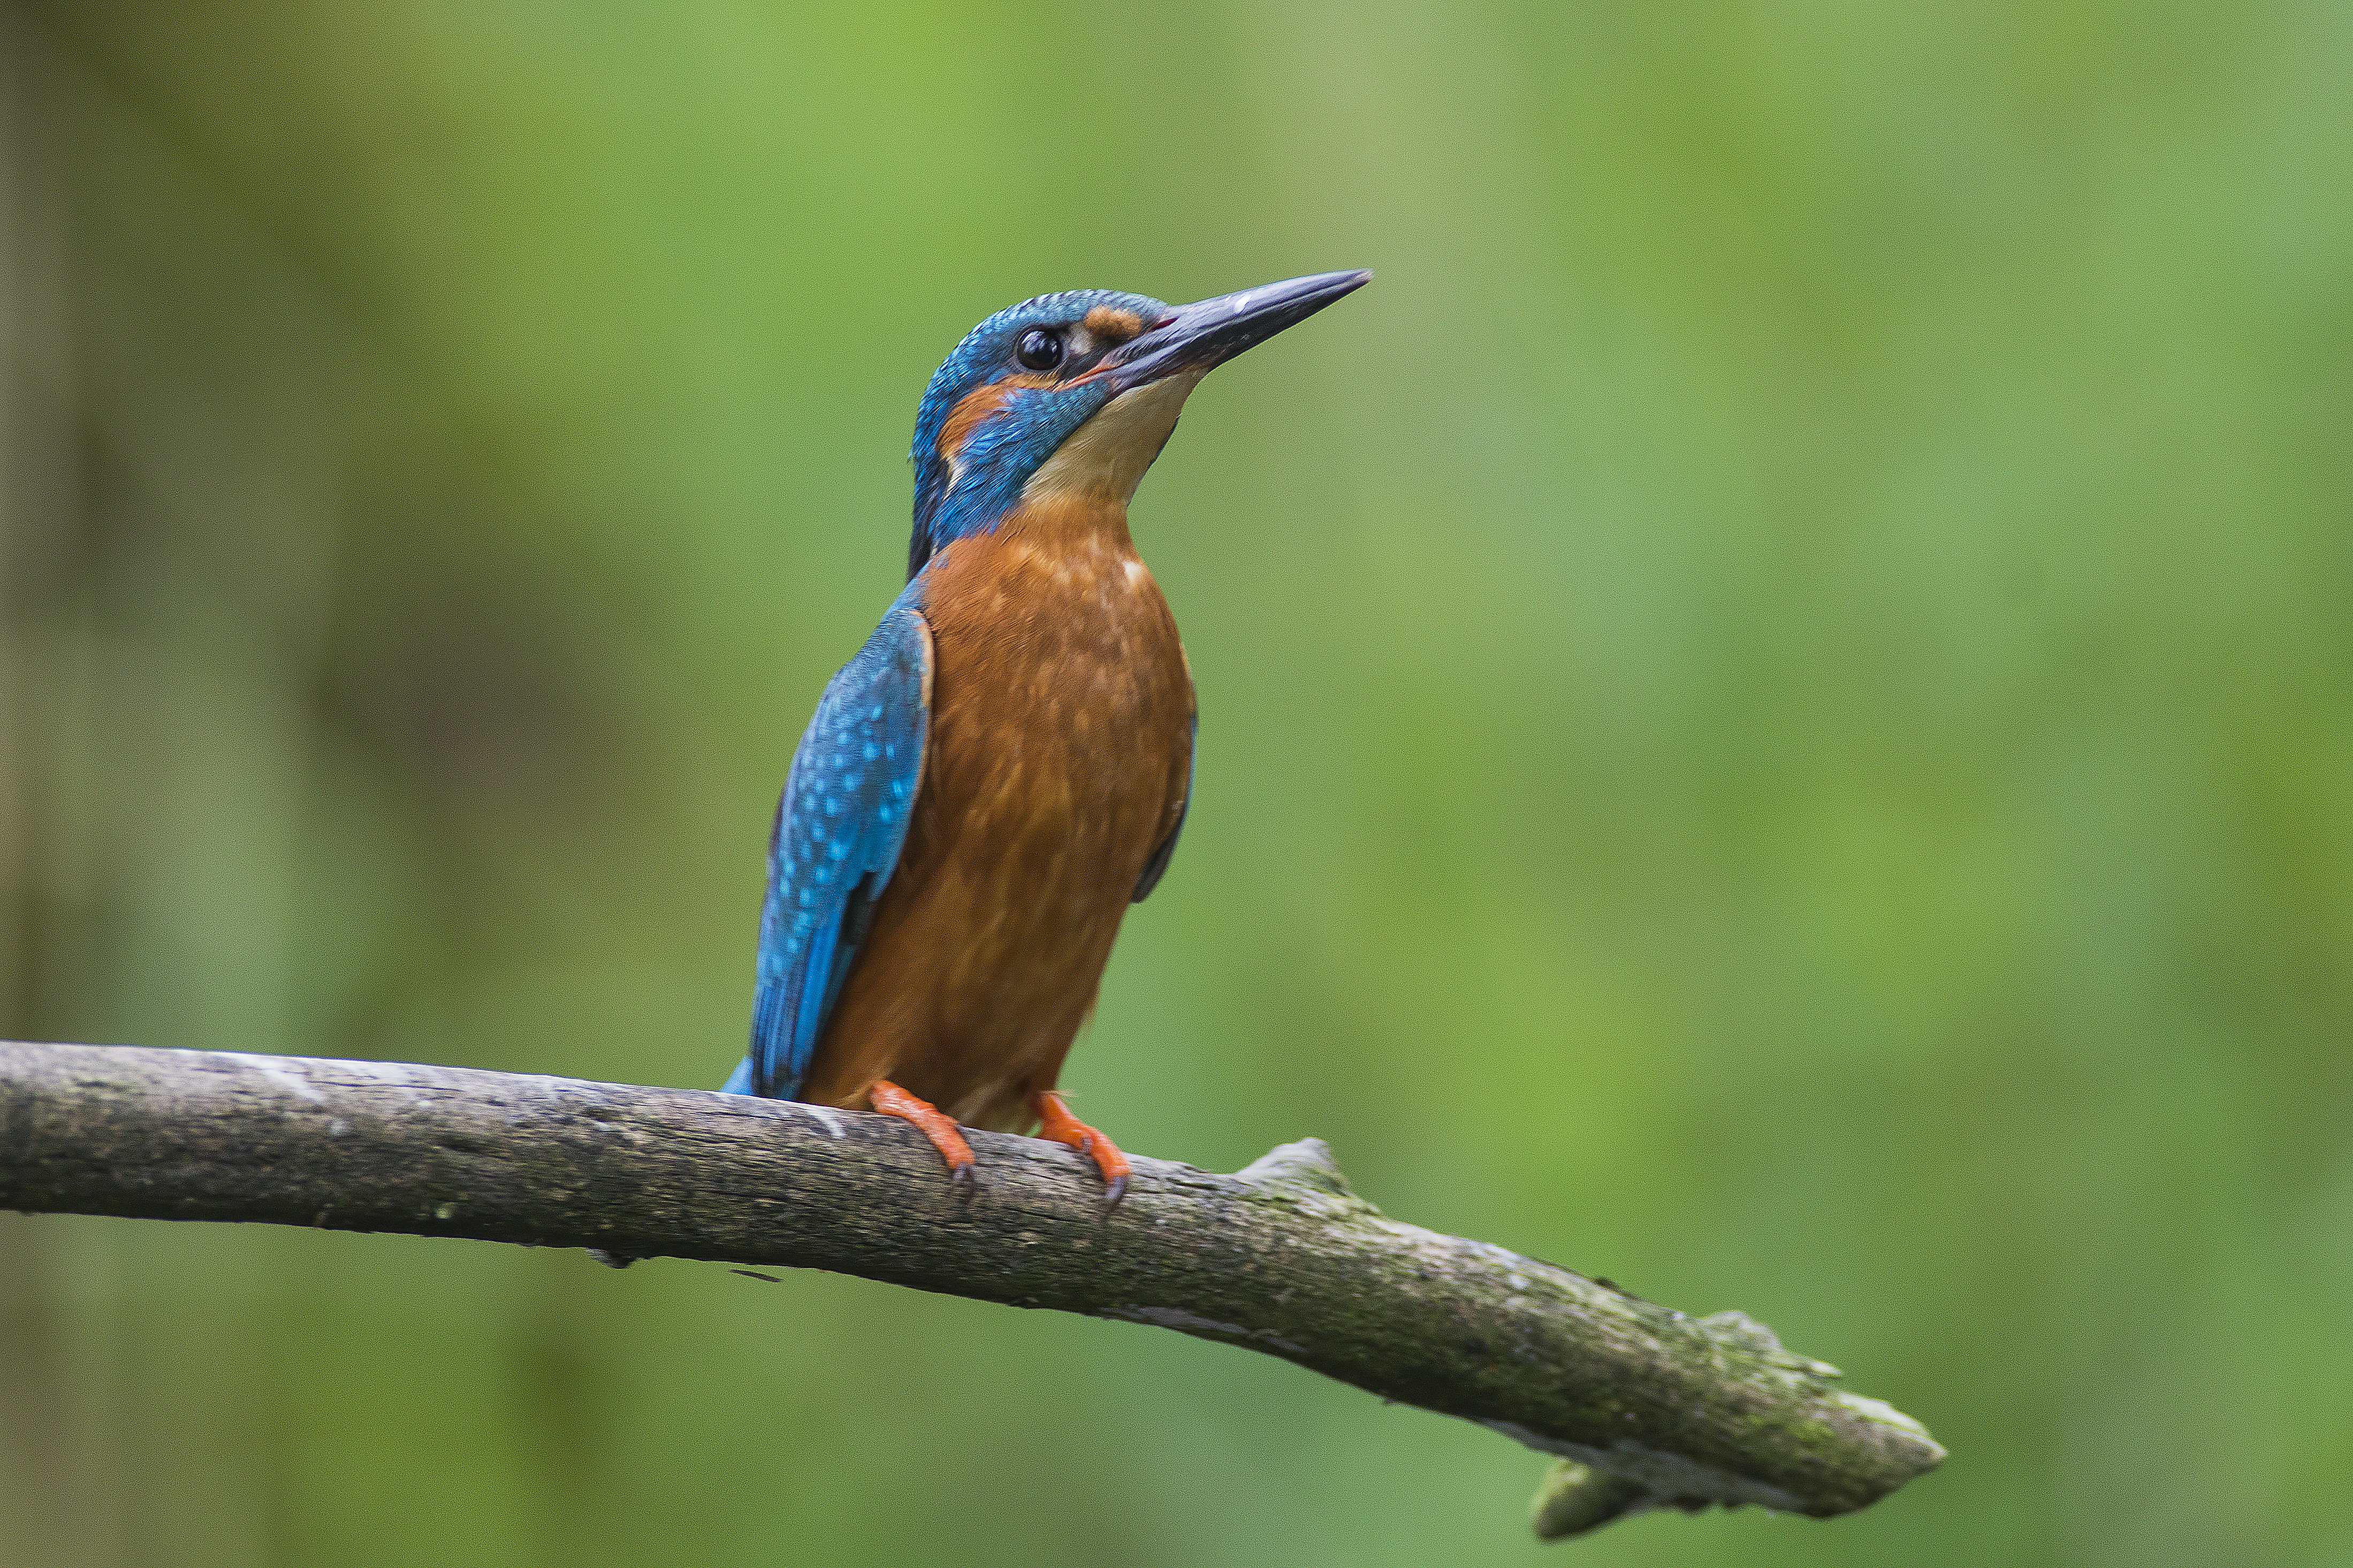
[0,1040,1940,1538]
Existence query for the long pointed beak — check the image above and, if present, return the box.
[1102,269,1372,392]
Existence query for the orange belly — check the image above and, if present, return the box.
[796,494,1194,1131]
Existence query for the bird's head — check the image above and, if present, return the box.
[907,270,1369,576]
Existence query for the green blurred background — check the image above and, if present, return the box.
[3,1,2349,1563]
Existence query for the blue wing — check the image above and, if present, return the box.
[725,600,932,1100]
[1131,708,1195,902]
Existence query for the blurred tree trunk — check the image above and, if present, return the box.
[0,10,350,1560]
[0,10,620,1561]
[0,14,109,1563]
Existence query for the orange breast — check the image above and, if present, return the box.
[796,493,1194,1131]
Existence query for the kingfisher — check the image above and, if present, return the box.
[719,271,1369,1198]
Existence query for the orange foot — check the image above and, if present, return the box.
[869,1080,976,1191]
[1031,1090,1132,1205]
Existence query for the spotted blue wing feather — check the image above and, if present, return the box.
[729,599,932,1099]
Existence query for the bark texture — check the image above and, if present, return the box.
[0,1041,1942,1536]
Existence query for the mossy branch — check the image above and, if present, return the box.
[0,1040,1941,1538]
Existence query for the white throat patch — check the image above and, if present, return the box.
[1023,372,1206,507]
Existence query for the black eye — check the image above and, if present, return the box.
[1016,328,1064,371]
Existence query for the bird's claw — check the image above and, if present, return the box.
[1030,1089,1132,1210]
[869,1079,979,1193]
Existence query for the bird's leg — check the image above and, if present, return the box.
[1030,1090,1132,1205]
[868,1080,976,1190]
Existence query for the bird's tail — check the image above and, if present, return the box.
[720,1056,756,1096]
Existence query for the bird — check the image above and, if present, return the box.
[721,269,1370,1201]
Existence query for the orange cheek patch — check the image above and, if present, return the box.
[938,385,1009,464]
[937,373,1059,463]
[1082,305,1144,342]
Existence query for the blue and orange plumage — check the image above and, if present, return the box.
[724,271,1370,1196]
